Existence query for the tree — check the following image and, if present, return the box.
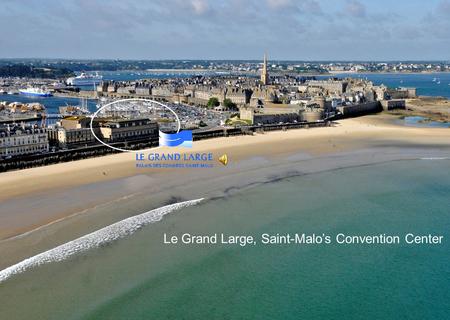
[223,98,237,110]
[207,97,220,108]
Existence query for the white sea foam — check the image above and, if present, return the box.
[0,198,204,283]
[420,157,449,160]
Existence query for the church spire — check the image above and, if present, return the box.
[261,52,269,85]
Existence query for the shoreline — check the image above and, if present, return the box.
[2,152,448,270]
[1,113,449,207]
[0,114,449,268]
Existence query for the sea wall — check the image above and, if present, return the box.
[336,101,382,118]
[253,113,299,125]
[380,99,406,111]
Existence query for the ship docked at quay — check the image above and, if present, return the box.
[66,72,103,86]
[19,87,53,97]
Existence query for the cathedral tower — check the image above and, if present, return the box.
[261,53,269,85]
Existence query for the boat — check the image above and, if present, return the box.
[0,89,6,94]
[52,81,67,89]
[66,72,102,86]
[19,87,53,97]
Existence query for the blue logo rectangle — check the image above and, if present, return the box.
[159,130,193,148]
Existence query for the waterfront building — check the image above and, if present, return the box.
[197,86,225,102]
[152,86,174,98]
[183,86,196,98]
[381,99,406,111]
[386,87,417,99]
[225,87,252,105]
[299,106,324,122]
[0,124,49,158]
[189,86,226,106]
[311,95,326,109]
[135,84,152,96]
[307,80,348,95]
[56,128,96,149]
[400,87,417,98]
[54,116,159,148]
[60,116,92,129]
[49,116,99,149]
[240,106,298,125]
[97,81,109,93]
[98,118,158,142]
[374,85,388,101]
[107,83,118,93]
[117,85,135,95]
[250,87,279,107]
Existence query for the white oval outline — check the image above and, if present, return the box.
[89,98,181,153]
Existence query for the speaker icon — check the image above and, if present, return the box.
[218,154,228,166]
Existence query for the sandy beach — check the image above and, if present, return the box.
[1,115,449,201]
[0,114,449,269]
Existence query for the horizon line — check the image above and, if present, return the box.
[1,57,450,63]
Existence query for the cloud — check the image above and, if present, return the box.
[0,0,448,60]
[417,0,450,40]
[437,0,450,13]
[303,0,323,15]
[344,0,366,18]
[265,0,323,15]
[266,0,293,9]
[189,0,209,15]
[436,0,450,16]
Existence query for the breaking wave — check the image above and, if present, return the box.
[0,198,204,283]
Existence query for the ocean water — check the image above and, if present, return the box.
[320,72,450,98]
[0,94,98,114]
[0,159,449,319]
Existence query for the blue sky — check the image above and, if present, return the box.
[1,0,450,60]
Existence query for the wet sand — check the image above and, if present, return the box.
[390,97,450,122]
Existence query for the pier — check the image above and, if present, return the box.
[0,114,42,124]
